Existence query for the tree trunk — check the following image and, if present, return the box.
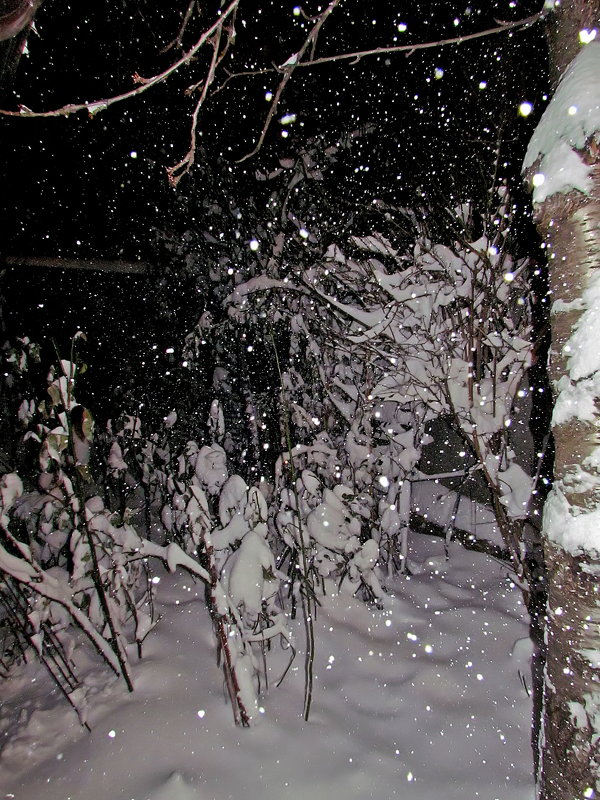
[525,3,600,797]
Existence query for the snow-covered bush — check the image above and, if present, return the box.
[0,335,300,727]
[195,145,535,586]
[0,134,539,729]
[0,341,214,719]
[303,192,535,581]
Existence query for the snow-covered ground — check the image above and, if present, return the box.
[0,534,534,800]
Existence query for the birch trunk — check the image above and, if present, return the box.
[524,3,600,796]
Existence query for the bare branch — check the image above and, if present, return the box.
[0,0,240,119]
[160,0,197,54]
[166,20,232,187]
[212,66,272,96]
[237,0,342,164]
[231,10,543,161]
[0,2,544,176]
[221,11,543,90]
[185,8,237,97]
[295,11,544,68]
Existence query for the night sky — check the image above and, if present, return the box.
[0,0,549,412]
[0,1,548,254]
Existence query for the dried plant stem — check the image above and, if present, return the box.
[269,328,316,721]
[80,518,134,692]
[55,345,134,693]
[202,539,251,727]
[1,579,91,728]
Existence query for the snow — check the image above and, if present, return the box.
[496,462,534,520]
[306,486,361,551]
[561,269,600,383]
[551,372,600,425]
[544,484,600,559]
[108,441,128,472]
[528,141,592,203]
[523,42,600,203]
[349,233,398,256]
[280,52,298,68]
[194,444,228,495]
[227,530,278,614]
[0,535,534,800]
[412,475,505,548]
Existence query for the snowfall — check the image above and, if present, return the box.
[0,492,535,800]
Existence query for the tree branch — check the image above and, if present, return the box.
[160,0,197,54]
[0,3,545,175]
[166,17,234,187]
[0,0,240,119]
[237,0,342,164]
[232,10,542,161]
[217,10,544,93]
[287,11,544,69]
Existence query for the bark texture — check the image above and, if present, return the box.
[535,185,600,800]
[527,3,600,796]
[543,542,600,798]
[0,0,42,42]
[545,0,600,90]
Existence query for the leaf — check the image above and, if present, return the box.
[81,409,94,441]
[77,465,92,483]
[47,383,62,406]
[47,431,68,454]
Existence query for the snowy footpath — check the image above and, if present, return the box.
[0,534,535,800]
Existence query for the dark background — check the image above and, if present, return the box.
[0,0,549,414]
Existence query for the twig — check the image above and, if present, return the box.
[237,0,341,163]
[288,11,544,70]
[269,326,316,721]
[167,7,238,186]
[0,0,240,119]
[166,28,225,186]
[221,10,543,91]
[160,0,197,54]
[54,344,134,692]
[212,66,272,96]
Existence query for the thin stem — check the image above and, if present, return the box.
[167,15,234,186]
[237,0,341,163]
[54,340,134,692]
[0,0,240,119]
[201,538,251,726]
[268,326,315,721]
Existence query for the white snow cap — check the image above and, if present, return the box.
[195,444,228,495]
[544,484,600,559]
[523,42,600,203]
